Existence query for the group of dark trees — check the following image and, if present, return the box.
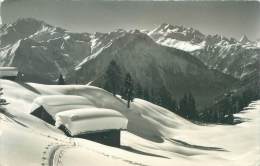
[176,87,259,124]
[104,60,198,116]
[201,87,260,124]
[135,86,198,121]
[104,60,122,96]
[104,60,134,108]
[178,93,197,120]
[134,83,259,124]
[56,60,259,124]
[103,60,197,114]
[134,85,178,111]
[103,60,260,124]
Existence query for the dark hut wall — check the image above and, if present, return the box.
[31,106,55,125]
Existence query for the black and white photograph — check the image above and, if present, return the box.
[0,0,259,166]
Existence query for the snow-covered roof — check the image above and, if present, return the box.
[0,67,18,77]
[30,95,93,118]
[55,108,128,136]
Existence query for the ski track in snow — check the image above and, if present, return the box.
[0,113,149,166]
[44,140,149,166]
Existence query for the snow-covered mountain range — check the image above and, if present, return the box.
[1,18,258,109]
[147,23,260,80]
[0,18,91,83]
[148,23,206,52]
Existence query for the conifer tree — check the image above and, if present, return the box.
[104,60,121,96]
[179,93,197,120]
[158,87,172,109]
[135,83,143,98]
[179,94,188,117]
[58,74,65,85]
[188,92,197,119]
[143,89,150,101]
[122,73,134,108]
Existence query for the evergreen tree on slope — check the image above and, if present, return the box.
[104,60,122,96]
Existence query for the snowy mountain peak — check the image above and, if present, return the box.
[3,18,53,35]
[148,23,206,52]
[150,23,205,42]
[239,35,251,44]
[0,17,66,47]
[14,17,47,26]
[0,18,92,82]
[149,22,259,54]
[157,23,183,31]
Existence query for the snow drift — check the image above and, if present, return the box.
[0,79,259,166]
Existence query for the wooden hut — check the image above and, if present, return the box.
[30,95,128,147]
[0,67,18,81]
[56,108,128,147]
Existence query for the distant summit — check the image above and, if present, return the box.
[239,35,251,44]
[147,23,259,80]
[0,18,91,83]
[148,23,205,52]
[148,23,257,52]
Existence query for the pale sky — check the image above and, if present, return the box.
[1,0,260,40]
[0,1,2,25]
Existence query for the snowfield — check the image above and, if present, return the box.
[0,79,259,166]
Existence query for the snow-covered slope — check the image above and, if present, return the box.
[148,23,260,80]
[89,29,126,54]
[0,79,259,166]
